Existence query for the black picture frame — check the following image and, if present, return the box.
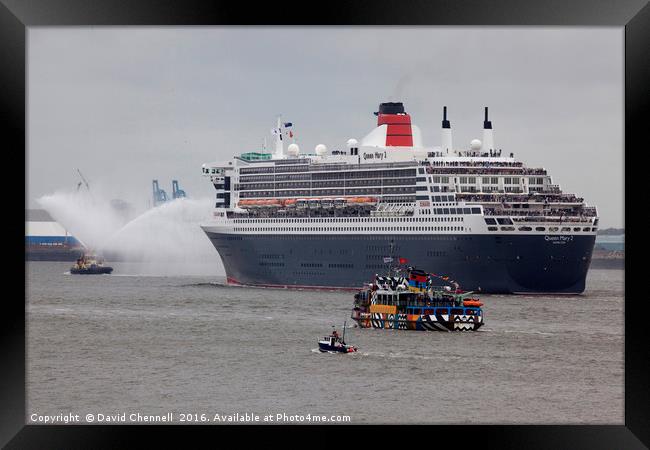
[4,0,648,447]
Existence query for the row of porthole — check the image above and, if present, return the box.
[233,216,464,224]
[233,226,466,232]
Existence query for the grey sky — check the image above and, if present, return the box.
[27,27,623,227]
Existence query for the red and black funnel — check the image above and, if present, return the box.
[374,102,413,147]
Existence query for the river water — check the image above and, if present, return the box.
[26,262,624,424]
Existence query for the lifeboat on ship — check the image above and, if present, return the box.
[284,199,297,208]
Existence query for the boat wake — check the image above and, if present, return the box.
[501,329,554,336]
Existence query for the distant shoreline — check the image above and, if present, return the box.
[597,228,624,236]
[590,259,624,270]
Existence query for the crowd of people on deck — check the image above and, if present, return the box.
[483,207,597,219]
[457,193,584,204]
[425,166,547,176]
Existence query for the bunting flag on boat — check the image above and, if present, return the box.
[283,122,293,128]
[383,256,393,263]
[427,272,460,291]
[409,272,428,283]
[399,257,408,264]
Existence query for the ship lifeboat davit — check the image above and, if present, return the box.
[334,198,347,208]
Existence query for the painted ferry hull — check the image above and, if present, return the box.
[203,231,596,294]
[354,312,483,331]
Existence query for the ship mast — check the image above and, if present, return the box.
[274,116,284,158]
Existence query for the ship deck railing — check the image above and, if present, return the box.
[511,217,595,224]
[425,167,547,176]
[483,208,598,218]
[457,193,584,204]
[426,159,524,168]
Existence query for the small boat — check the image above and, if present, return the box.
[318,322,358,353]
[70,253,113,275]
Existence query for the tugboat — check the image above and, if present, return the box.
[351,263,484,332]
[70,252,113,275]
[318,322,358,353]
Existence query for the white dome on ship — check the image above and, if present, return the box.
[346,138,358,148]
[287,143,300,156]
[315,144,328,156]
[470,139,482,150]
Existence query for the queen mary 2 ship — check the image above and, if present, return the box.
[200,102,598,293]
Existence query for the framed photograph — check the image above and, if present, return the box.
[5,0,648,447]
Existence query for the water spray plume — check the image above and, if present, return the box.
[37,189,222,275]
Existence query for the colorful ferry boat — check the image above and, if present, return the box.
[351,267,484,331]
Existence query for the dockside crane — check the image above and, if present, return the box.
[152,179,169,207]
[172,180,187,199]
[76,169,94,201]
[76,169,90,191]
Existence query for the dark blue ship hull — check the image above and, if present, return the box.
[205,232,596,294]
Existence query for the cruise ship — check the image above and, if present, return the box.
[200,102,598,293]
